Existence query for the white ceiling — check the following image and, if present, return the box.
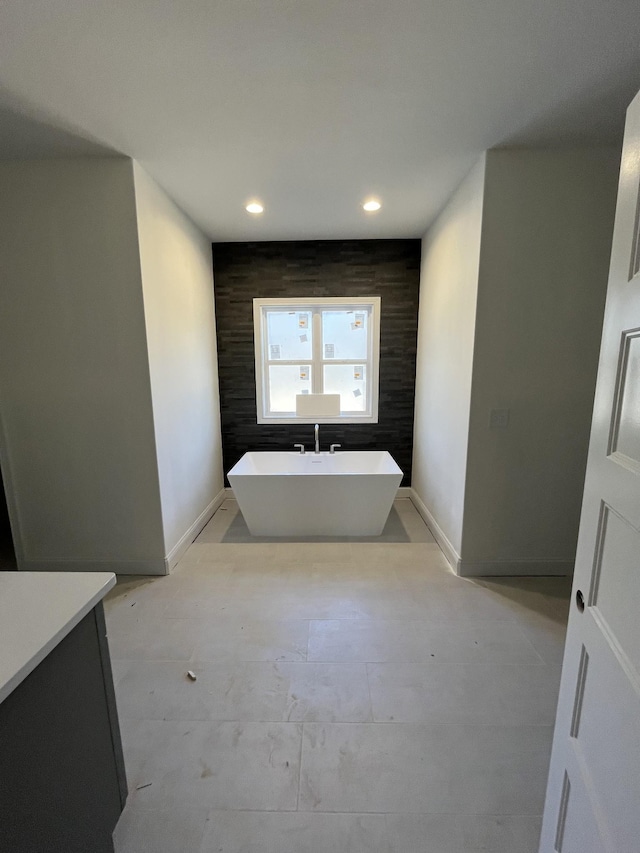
[0,1,639,241]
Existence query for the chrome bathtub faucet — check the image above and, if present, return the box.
[314,423,320,454]
[293,444,305,454]
[330,444,341,454]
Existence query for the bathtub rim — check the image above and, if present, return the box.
[227,449,403,478]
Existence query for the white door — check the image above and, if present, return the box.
[539,89,640,852]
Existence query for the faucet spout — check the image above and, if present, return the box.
[314,423,320,454]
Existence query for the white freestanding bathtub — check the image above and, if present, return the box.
[227,451,403,536]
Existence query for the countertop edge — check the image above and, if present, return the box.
[0,573,116,705]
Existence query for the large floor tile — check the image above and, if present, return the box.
[114,660,288,722]
[459,814,542,852]
[368,661,561,724]
[382,813,541,853]
[323,584,524,621]
[162,583,235,618]
[115,660,371,722]
[109,499,569,853]
[104,575,182,622]
[520,635,567,666]
[268,541,356,562]
[192,618,309,662]
[222,562,400,597]
[277,662,372,721]
[174,542,240,565]
[299,722,553,814]
[479,575,572,600]
[308,619,425,662]
[104,575,174,605]
[507,604,568,664]
[411,619,545,664]
[293,560,400,583]
[308,618,544,664]
[222,573,391,600]
[474,578,571,620]
[196,810,543,853]
[122,719,302,810]
[396,556,465,587]
[113,805,208,853]
[382,814,462,852]
[199,811,390,853]
[349,542,440,567]
[106,616,200,661]
[169,561,236,584]
[192,504,237,542]
[406,584,529,622]
[221,589,378,621]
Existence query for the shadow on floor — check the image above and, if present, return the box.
[221,506,412,544]
[474,576,572,623]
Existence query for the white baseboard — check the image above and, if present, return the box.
[407,489,573,577]
[164,488,227,572]
[458,560,573,577]
[407,488,461,572]
[16,489,228,578]
[18,559,167,576]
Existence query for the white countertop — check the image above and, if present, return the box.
[0,572,116,704]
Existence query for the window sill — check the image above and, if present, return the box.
[257,414,379,425]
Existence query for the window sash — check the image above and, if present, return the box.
[254,297,380,423]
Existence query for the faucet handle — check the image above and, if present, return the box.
[293,444,305,454]
[329,444,342,454]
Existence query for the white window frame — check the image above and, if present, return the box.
[253,296,381,424]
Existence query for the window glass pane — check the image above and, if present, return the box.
[268,364,312,412]
[323,364,367,412]
[266,310,312,360]
[322,310,368,360]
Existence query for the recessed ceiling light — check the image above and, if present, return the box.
[246,202,264,214]
[362,199,381,212]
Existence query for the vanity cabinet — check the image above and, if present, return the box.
[0,574,126,853]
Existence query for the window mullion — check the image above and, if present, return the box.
[261,307,271,417]
[265,360,311,366]
[312,309,323,393]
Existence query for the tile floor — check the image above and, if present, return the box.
[107,498,570,853]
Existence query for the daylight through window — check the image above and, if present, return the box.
[253,297,381,423]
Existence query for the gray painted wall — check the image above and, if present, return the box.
[0,159,165,572]
[461,147,619,574]
[413,147,619,576]
[0,158,224,574]
[133,163,224,563]
[412,156,486,556]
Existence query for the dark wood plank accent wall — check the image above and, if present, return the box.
[212,239,421,486]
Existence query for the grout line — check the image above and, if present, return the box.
[364,662,375,723]
[296,722,305,811]
[123,802,546,818]
[507,621,552,666]
[111,657,560,668]
[120,717,556,729]
[183,808,546,816]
